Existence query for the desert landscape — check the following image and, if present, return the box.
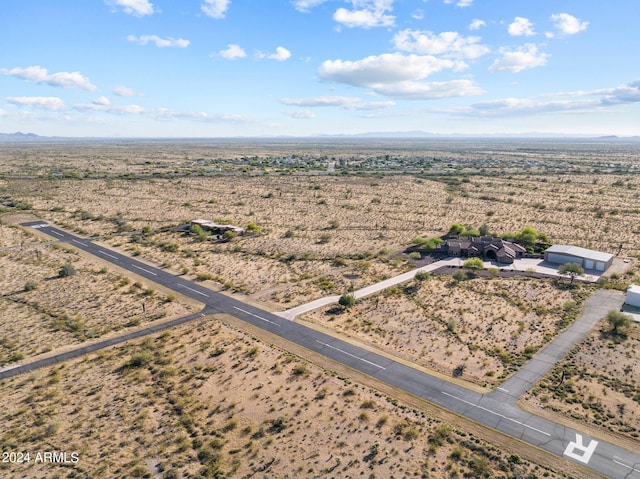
[0,314,573,479]
[1,138,640,478]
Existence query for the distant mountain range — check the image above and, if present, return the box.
[0,131,41,141]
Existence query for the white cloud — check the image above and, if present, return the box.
[412,9,424,20]
[551,13,588,35]
[393,29,490,60]
[466,97,599,116]
[371,80,484,99]
[455,80,640,117]
[599,80,640,105]
[74,102,145,114]
[201,0,230,19]
[469,19,486,31]
[319,53,454,86]
[106,0,155,16]
[333,0,395,29]
[6,96,66,111]
[0,109,6,117]
[489,44,548,73]
[93,96,111,106]
[280,95,395,110]
[127,35,190,48]
[333,7,394,28]
[444,0,473,7]
[257,46,291,61]
[1,65,97,91]
[218,44,246,59]
[508,17,535,37]
[318,52,484,100]
[113,86,141,97]
[291,0,329,12]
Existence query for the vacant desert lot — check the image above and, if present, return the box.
[0,317,570,479]
[0,220,192,365]
[302,275,592,386]
[522,316,640,446]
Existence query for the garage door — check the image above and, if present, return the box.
[585,259,594,270]
[547,253,575,265]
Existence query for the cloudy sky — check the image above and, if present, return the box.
[1,0,638,137]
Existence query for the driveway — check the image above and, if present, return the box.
[489,289,625,403]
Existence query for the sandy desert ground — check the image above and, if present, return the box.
[301,275,593,387]
[0,316,574,479]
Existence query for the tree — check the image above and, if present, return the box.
[463,257,484,270]
[338,293,356,309]
[460,228,480,237]
[448,223,464,235]
[606,310,632,338]
[558,262,584,284]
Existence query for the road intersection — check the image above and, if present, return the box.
[4,221,639,478]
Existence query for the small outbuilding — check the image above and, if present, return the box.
[544,245,613,272]
[625,284,640,308]
[190,219,245,235]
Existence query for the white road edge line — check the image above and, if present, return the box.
[98,250,118,260]
[441,391,551,437]
[233,306,280,327]
[178,284,210,298]
[613,458,640,473]
[132,264,158,276]
[316,340,386,370]
[496,387,509,392]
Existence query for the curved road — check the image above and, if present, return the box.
[3,221,639,479]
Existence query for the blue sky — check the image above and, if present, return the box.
[1,0,639,137]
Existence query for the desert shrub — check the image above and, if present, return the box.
[463,257,484,269]
[160,241,179,252]
[24,280,38,291]
[452,270,470,282]
[58,262,77,277]
[291,363,308,376]
[408,251,421,260]
[339,293,356,309]
[318,233,331,244]
[127,350,152,369]
[414,270,430,282]
[246,221,262,233]
[605,310,633,339]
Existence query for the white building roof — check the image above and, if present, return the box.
[627,284,640,294]
[545,245,613,263]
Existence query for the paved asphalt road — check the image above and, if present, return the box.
[4,221,640,479]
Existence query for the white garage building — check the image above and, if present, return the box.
[626,285,640,308]
[544,245,614,272]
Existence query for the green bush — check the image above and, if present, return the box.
[339,293,356,309]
